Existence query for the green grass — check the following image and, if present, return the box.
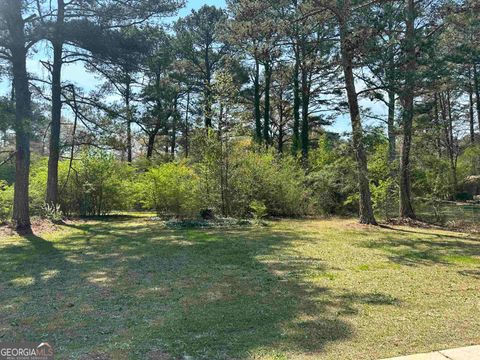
[1,217,480,359]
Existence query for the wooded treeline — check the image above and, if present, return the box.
[0,0,479,232]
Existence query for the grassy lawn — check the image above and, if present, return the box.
[1,217,479,359]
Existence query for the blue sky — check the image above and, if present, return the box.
[180,0,226,16]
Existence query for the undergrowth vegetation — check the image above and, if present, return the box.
[1,134,479,223]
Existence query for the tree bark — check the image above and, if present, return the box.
[171,97,178,157]
[385,89,396,220]
[433,93,442,158]
[125,79,132,163]
[445,91,457,194]
[386,76,396,163]
[5,1,33,232]
[146,130,157,159]
[300,52,310,160]
[184,91,190,157]
[254,58,262,142]
[399,0,416,219]
[263,62,272,145]
[204,44,212,128]
[469,67,475,143]
[292,41,300,154]
[46,0,65,206]
[339,6,377,225]
[474,63,480,131]
[385,19,397,167]
[278,91,284,153]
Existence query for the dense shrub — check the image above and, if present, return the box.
[26,151,134,216]
[9,130,476,223]
[250,200,267,223]
[307,135,402,218]
[229,149,309,217]
[0,180,13,223]
[368,142,398,219]
[308,140,358,215]
[458,145,480,180]
[191,133,309,218]
[0,162,15,185]
[138,162,201,218]
[413,154,452,200]
[29,159,51,214]
[190,130,223,214]
[4,142,310,221]
[62,151,134,216]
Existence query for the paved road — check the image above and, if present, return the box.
[382,345,480,360]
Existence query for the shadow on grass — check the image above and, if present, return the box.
[361,227,480,267]
[458,269,480,279]
[379,225,480,241]
[1,218,399,359]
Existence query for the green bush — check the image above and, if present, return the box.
[229,146,309,217]
[308,142,358,215]
[0,180,13,223]
[190,130,223,214]
[27,151,134,217]
[4,152,136,219]
[191,133,308,218]
[458,144,480,180]
[0,162,15,185]
[413,154,452,200]
[29,159,50,215]
[250,200,267,224]
[139,162,201,218]
[61,151,135,216]
[368,142,398,219]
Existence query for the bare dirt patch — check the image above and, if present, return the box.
[0,219,58,237]
[0,218,81,237]
[384,218,443,229]
[384,218,480,233]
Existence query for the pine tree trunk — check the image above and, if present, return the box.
[433,93,442,157]
[125,81,132,163]
[469,73,475,143]
[6,1,32,232]
[399,0,416,219]
[263,62,271,145]
[146,131,156,158]
[292,44,300,154]
[46,0,65,206]
[339,7,377,225]
[385,89,396,220]
[474,63,480,131]
[300,49,310,160]
[446,91,458,194]
[184,91,190,157]
[387,91,396,161]
[254,58,262,142]
[399,104,415,218]
[171,97,177,157]
[204,45,212,128]
[278,92,284,153]
[386,19,397,167]
[386,56,396,165]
